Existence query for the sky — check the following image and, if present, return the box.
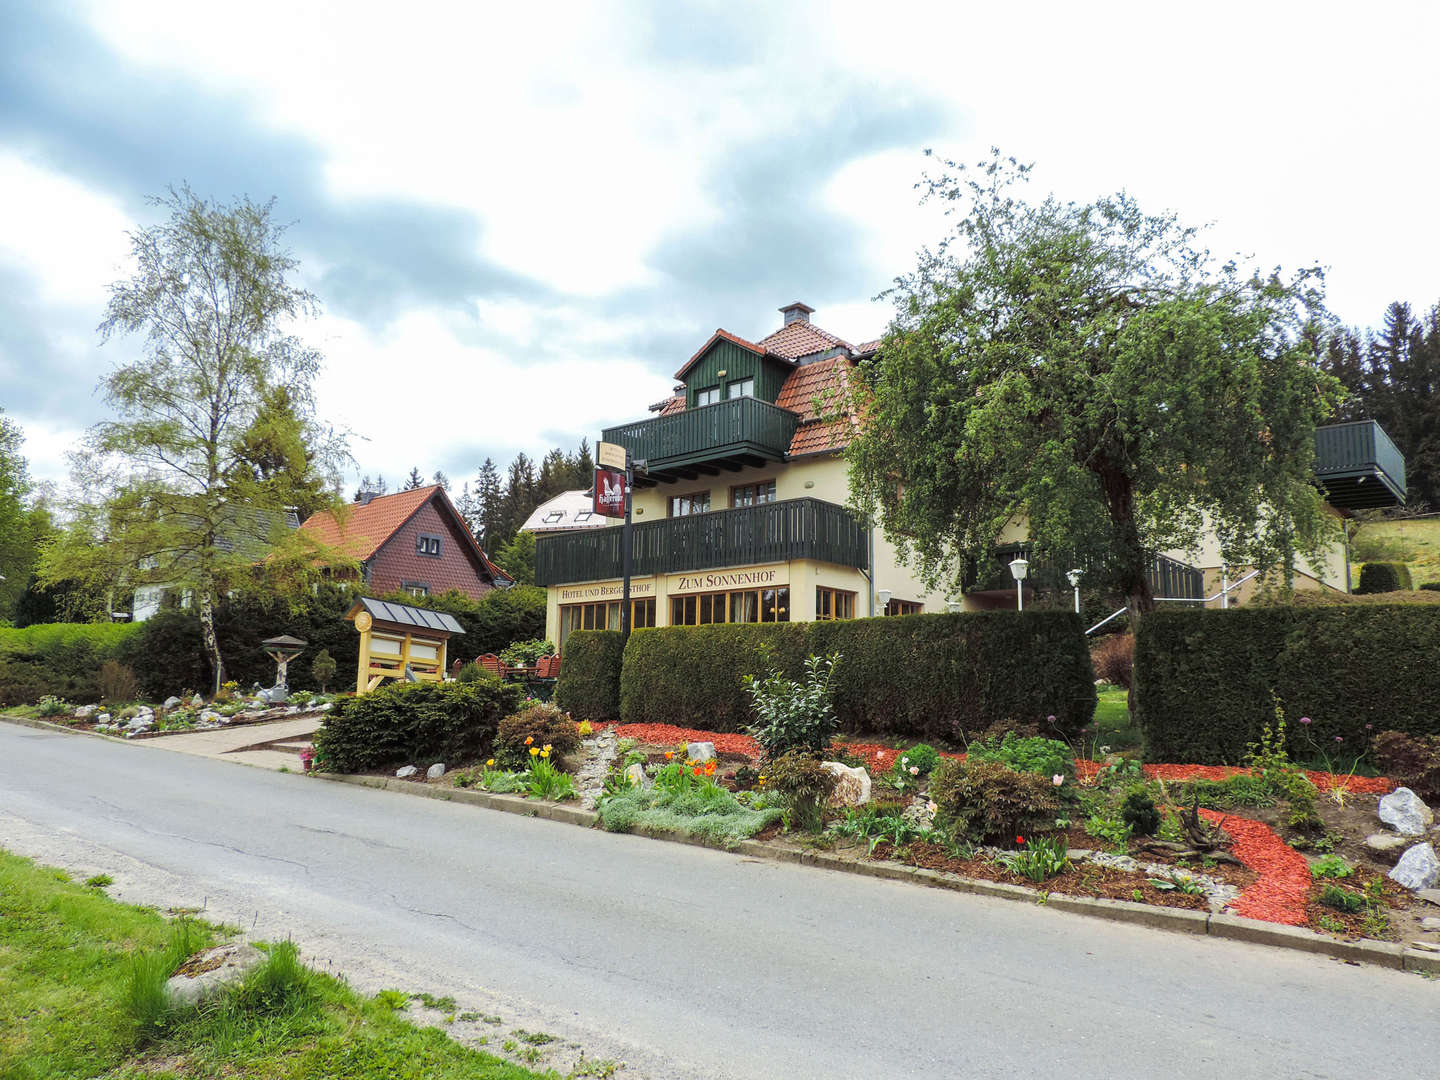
[2,0,1438,497]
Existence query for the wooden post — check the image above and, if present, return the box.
[356,627,372,694]
[438,638,448,679]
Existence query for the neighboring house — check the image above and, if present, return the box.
[520,490,609,534]
[132,507,301,622]
[535,300,1408,648]
[299,485,511,602]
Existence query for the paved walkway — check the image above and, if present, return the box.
[140,715,322,770]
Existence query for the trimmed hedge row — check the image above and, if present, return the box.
[618,612,1095,740]
[1356,562,1413,593]
[314,678,521,773]
[1134,606,1440,764]
[0,623,144,705]
[553,630,626,723]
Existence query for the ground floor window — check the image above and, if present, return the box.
[559,598,656,649]
[884,599,923,616]
[670,587,790,625]
[815,586,856,620]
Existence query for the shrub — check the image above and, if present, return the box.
[1179,775,1275,809]
[455,662,490,683]
[0,622,144,705]
[498,638,555,666]
[98,660,139,704]
[1090,632,1134,689]
[892,743,941,778]
[966,732,1074,783]
[554,630,624,724]
[1120,787,1161,836]
[311,649,337,693]
[1372,730,1440,801]
[620,611,1095,739]
[494,702,581,769]
[1318,884,1365,913]
[1134,606,1440,763]
[929,758,1061,845]
[313,678,520,774]
[1355,562,1412,594]
[745,653,840,761]
[762,750,839,832]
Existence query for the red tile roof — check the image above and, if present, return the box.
[760,320,853,359]
[657,394,686,416]
[777,356,861,456]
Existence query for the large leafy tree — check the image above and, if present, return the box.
[0,411,55,619]
[40,186,349,690]
[847,152,1343,625]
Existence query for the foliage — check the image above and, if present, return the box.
[1356,562,1412,593]
[762,750,839,832]
[744,652,840,761]
[97,660,139,704]
[996,835,1071,883]
[0,410,56,622]
[311,648,337,693]
[494,703,580,769]
[929,758,1062,845]
[1178,775,1275,810]
[313,678,520,774]
[1134,606,1440,763]
[1310,855,1354,880]
[1084,811,1132,849]
[596,774,782,847]
[554,630,624,724]
[892,743,941,777]
[620,611,1096,740]
[498,637,555,666]
[1318,884,1366,914]
[493,529,537,586]
[521,758,578,801]
[846,150,1341,626]
[1120,787,1161,836]
[0,622,144,705]
[966,732,1074,784]
[35,694,69,717]
[1090,633,1134,689]
[1372,730,1440,800]
[828,805,940,856]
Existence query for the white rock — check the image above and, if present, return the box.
[426,763,446,779]
[624,763,649,789]
[318,702,333,711]
[97,713,111,724]
[821,762,872,808]
[163,696,182,709]
[1379,787,1433,836]
[685,742,716,763]
[190,694,205,708]
[1420,917,1440,931]
[165,943,266,1007]
[75,704,98,718]
[1366,833,1410,854]
[395,765,417,778]
[1389,842,1440,891]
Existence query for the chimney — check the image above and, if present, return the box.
[356,491,379,506]
[779,301,815,326]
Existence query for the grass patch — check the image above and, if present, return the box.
[1351,517,1440,587]
[1090,686,1142,752]
[0,849,557,1079]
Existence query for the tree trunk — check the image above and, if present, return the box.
[1096,459,1153,713]
[199,592,224,696]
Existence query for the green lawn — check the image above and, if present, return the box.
[1090,685,1142,754]
[0,850,561,1080]
[1351,516,1440,586]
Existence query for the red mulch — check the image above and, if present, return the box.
[1198,809,1311,925]
[605,723,761,757]
[1076,759,1391,794]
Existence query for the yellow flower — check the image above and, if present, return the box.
[524,736,534,745]
[543,743,553,752]
[578,720,593,735]
[486,759,495,767]
[540,749,550,758]
[529,747,540,757]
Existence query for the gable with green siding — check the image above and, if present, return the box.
[683,339,791,408]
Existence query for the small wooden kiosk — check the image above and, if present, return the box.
[345,597,464,694]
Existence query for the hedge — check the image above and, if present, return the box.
[0,623,144,705]
[313,677,521,773]
[1134,606,1440,764]
[1356,562,1413,593]
[618,612,1095,740]
[554,630,625,723]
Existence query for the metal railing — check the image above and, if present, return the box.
[1085,569,1260,635]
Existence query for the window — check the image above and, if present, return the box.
[726,377,754,399]
[668,491,710,517]
[542,510,564,523]
[671,587,790,625]
[573,511,593,524]
[696,386,721,406]
[558,598,655,650]
[402,581,430,598]
[815,586,856,621]
[885,599,923,616]
[731,479,777,507]
[416,533,442,557]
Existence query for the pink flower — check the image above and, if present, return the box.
[1334,736,1344,743]
[1298,716,1312,725]
[1052,774,1064,786]
[909,766,919,776]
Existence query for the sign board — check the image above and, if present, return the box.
[593,467,627,518]
[596,441,627,470]
[667,565,788,594]
[558,579,656,602]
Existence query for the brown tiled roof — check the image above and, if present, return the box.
[760,320,853,359]
[854,338,882,356]
[657,394,686,416]
[777,355,861,456]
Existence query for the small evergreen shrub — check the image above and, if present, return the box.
[892,743,942,778]
[494,702,581,769]
[311,648,337,693]
[554,630,624,724]
[1120,787,1161,836]
[1355,562,1412,594]
[313,678,519,774]
[1318,884,1365,913]
[1372,730,1440,801]
[929,758,1061,845]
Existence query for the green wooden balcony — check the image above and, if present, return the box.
[535,497,868,585]
[602,397,799,486]
[974,545,1205,601]
[1314,420,1406,509]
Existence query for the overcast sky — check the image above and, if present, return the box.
[3,1,1438,495]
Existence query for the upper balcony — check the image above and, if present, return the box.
[1314,420,1406,509]
[535,497,868,586]
[601,396,799,487]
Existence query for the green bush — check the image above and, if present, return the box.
[745,653,840,761]
[494,702,581,769]
[967,731,1075,781]
[1355,562,1412,594]
[313,678,520,774]
[0,622,144,705]
[1134,606,1440,763]
[1421,583,1440,593]
[554,630,624,724]
[620,611,1095,739]
[1120,787,1161,836]
[762,749,839,832]
[892,743,941,777]
[929,758,1062,845]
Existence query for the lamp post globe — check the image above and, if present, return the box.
[1008,557,1029,612]
[1066,568,1082,614]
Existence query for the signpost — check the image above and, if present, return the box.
[595,441,644,641]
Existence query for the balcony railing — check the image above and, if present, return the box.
[535,497,868,585]
[1314,420,1407,509]
[976,545,1205,602]
[601,396,799,482]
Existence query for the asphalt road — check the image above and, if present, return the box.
[2,722,1436,1080]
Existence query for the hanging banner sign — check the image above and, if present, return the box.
[596,441,628,470]
[594,467,627,518]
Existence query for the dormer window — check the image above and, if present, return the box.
[726,377,754,399]
[416,533,442,557]
[542,511,564,524]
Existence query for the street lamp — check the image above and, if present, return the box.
[1008,556,1029,612]
[876,588,892,615]
[1066,568,1082,614]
